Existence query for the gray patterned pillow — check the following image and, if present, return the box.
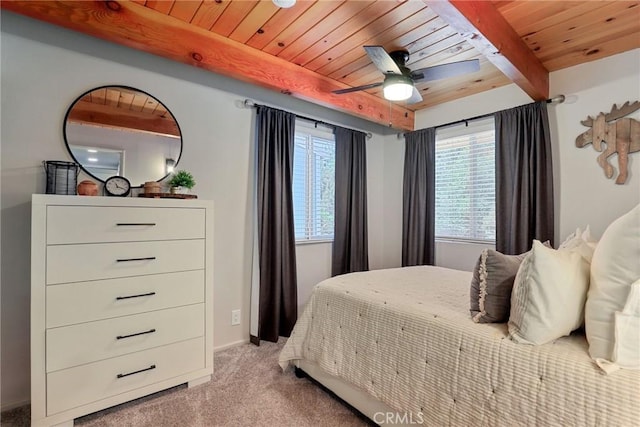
[470,249,527,323]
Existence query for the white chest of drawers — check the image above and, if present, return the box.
[31,195,214,427]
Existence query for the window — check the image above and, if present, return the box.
[292,121,335,242]
[435,117,495,243]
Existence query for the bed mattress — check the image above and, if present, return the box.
[279,266,640,426]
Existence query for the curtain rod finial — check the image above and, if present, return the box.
[242,99,256,109]
[548,95,565,104]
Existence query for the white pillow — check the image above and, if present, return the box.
[508,240,590,345]
[613,279,640,369]
[586,204,640,361]
[558,225,597,263]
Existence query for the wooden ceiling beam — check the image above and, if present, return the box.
[425,0,549,101]
[2,0,415,131]
[68,101,180,138]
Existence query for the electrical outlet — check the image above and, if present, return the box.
[231,309,241,326]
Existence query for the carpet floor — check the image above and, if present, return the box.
[1,340,372,426]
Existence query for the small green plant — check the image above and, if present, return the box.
[168,170,196,189]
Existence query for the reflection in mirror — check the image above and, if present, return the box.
[64,86,182,186]
[69,145,123,181]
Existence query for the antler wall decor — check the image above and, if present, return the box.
[575,101,640,184]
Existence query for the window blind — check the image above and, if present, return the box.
[435,117,496,243]
[292,121,335,241]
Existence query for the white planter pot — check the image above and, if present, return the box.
[170,186,190,194]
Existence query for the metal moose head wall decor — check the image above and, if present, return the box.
[575,101,640,184]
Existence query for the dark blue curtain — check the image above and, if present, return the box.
[332,126,369,276]
[495,101,554,254]
[402,127,436,266]
[255,106,297,342]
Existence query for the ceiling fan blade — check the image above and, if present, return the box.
[411,59,480,83]
[406,86,423,105]
[363,46,403,75]
[332,82,383,95]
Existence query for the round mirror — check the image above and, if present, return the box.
[63,85,182,186]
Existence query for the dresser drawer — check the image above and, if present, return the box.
[46,240,204,285]
[46,337,204,416]
[47,304,204,372]
[46,270,204,327]
[47,206,205,244]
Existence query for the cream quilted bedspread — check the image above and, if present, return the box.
[279,266,640,426]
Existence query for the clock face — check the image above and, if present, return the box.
[104,176,131,197]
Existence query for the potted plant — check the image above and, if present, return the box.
[168,170,196,194]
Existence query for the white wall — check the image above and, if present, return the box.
[410,49,640,270]
[0,12,395,410]
[379,133,405,269]
[66,123,181,186]
[550,50,640,237]
[295,243,331,314]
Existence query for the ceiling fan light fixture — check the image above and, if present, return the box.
[383,74,413,101]
[272,0,296,8]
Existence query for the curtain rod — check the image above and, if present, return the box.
[397,94,566,139]
[242,99,373,139]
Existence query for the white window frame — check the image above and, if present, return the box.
[292,120,335,244]
[434,117,496,244]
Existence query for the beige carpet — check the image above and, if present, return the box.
[1,340,371,426]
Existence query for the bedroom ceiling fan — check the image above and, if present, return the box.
[332,46,481,104]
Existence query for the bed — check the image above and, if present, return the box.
[279,266,640,426]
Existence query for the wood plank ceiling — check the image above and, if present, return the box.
[3,1,639,131]
[141,0,515,111]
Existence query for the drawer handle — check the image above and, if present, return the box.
[117,364,156,379]
[116,223,157,226]
[116,256,156,262]
[116,328,156,340]
[116,292,156,300]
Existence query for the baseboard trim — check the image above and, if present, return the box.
[213,339,249,353]
[188,375,212,388]
[1,398,30,412]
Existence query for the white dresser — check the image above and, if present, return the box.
[31,195,214,427]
